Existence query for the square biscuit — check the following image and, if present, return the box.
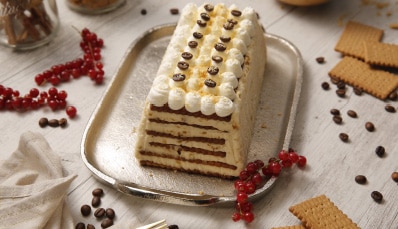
[272,225,306,229]
[363,41,398,68]
[335,21,384,59]
[289,195,359,229]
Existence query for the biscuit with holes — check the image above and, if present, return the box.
[329,56,398,100]
[335,21,384,59]
[289,195,359,229]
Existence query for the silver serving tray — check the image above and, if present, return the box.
[81,24,303,206]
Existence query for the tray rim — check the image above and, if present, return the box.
[81,23,304,206]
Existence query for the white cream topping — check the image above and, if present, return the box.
[147,3,259,116]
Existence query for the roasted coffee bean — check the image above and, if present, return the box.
[385,104,396,113]
[375,146,385,158]
[92,196,101,207]
[87,224,95,229]
[196,20,207,27]
[336,81,346,89]
[220,36,231,43]
[353,87,363,96]
[177,61,189,70]
[168,225,179,229]
[336,89,346,98]
[333,116,342,124]
[355,175,367,184]
[188,41,198,48]
[170,8,179,15]
[92,188,104,197]
[39,117,48,127]
[391,172,398,183]
[207,66,219,75]
[80,204,91,216]
[214,43,226,51]
[172,73,186,82]
[75,222,85,229]
[389,91,398,101]
[330,77,340,84]
[316,56,325,64]
[59,118,67,127]
[231,9,242,17]
[200,12,210,21]
[223,21,235,30]
[94,208,106,218]
[339,133,349,142]
[371,191,383,203]
[181,52,193,60]
[227,19,238,25]
[101,218,114,228]
[48,119,60,127]
[204,4,214,12]
[321,82,330,90]
[140,9,147,15]
[105,208,115,219]
[365,122,375,132]
[193,32,203,39]
[212,55,223,63]
[204,79,216,88]
[347,110,357,118]
[330,108,340,116]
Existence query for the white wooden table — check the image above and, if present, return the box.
[1,0,398,228]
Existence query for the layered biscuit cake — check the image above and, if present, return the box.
[135,3,266,178]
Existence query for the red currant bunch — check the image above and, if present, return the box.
[34,28,105,86]
[231,148,307,223]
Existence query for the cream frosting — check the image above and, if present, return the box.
[147,3,258,117]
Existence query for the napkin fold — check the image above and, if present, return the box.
[0,131,77,229]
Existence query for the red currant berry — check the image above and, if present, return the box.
[236,191,248,204]
[288,152,299,163]
[246,162,258,174]
[66,105,77,118]
[245,181,256,194]
[234,180,246,192]
[262,166,273,177]
[251,172,262,186]
[35,74,45,85]
[254,159,264,169]
[281,159,293,168]
[47,99,58,110]
[57,90,68,100]
[268,161,282,176]
[29,88,40,98]
[242,212,254,223]
[239,170,249,181]
[232,212,241,222]
[297,155,307,168]
[49,76,60,86]
[239,202,253,213]
[278,150,289,161]
[48,87,58,98]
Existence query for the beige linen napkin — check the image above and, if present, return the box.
[0,131,77,229]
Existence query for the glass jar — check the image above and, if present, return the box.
[66,0,126,14]
[0,0,59,50]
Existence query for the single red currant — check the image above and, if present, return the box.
[66,105,77,118]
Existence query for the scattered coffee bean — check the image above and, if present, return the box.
[321,82,330,90]
[375,146,385,158]
[211,55,223,63]
[172,73,186,82]
[336,89,346,98]
[94,208,106,218]
[168,225,179,229]
[385,104,396,113]
[214,42,227,51]
[101,218,114,228]
[81,204,91,216]
[220,35,231,43]
[336,81,346,89]
[339,133,349,142]
[59,118,67,127]
[188,41,198,48]
[140,9,147,15]
[204,3,214,12]
[92,196,101,207]
[365,122,375,132]
[181,52,193,60]
[371,191,383,203]
[330,77,340,85]
[204,79,216,88]
[207,66,219,75]
[330,108,340,116]
[87,224,95,229]
[92,188,104,197]
[347,110,357,118]
[200,12,210,21]
[105,208,116,219]
[39,117,48,127]
[389,91,398,101]
[48,119,60,127]
[391,172,398,183]
[353,87,363,96]
[333,116,343,124]
[316,56,325,64]
[231,9,242,17]
[196,19,207,27]
[170,8,179,15]
[177,61,189,70]
[75,222,85,229]
[355,175,367,184]
[193,32,203,39]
